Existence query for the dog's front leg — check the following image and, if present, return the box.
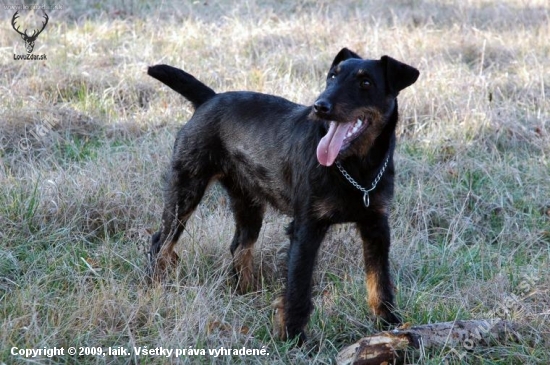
[357,215,401,328]
[274,219,329,344]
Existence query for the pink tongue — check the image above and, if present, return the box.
[316,121,353,166]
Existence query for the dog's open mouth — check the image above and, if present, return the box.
[316,117,369,166]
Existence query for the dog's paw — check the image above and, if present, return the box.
[375,310,402,330]
[272,296,307,345]
[272,296,287,340]
[147,251,180,284]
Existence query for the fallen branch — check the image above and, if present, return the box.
[336,319,519,365]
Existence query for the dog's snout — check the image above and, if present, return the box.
[313,100,332,116]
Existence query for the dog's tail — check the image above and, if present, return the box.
[147,65,216,109]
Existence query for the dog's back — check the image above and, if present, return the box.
[148,65,318,213]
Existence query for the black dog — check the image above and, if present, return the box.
[147,48,419,343]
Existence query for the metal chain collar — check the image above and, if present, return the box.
[334,154,390,208]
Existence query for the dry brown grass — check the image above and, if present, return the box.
[1,0,549,363]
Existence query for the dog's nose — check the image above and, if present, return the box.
[313,100,332,116]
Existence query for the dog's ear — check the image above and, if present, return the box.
[381,55,420,96]
[330,48,362,69]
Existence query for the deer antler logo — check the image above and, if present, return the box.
[12,11,49,54]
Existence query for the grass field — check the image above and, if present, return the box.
[1,0,549,364]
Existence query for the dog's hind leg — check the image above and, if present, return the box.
[357,215,402,328]
[148,166,212,282]
[221,177,265,293]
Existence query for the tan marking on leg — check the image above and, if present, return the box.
[366,272,382,316]
[233,246,255,293]
[152,240,180,282]
[272,296,287,340]
[154,212,191,280]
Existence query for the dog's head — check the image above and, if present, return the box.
[313,48,419,166]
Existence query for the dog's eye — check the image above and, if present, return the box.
[328,73,336,80]
[360,79,371,89]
